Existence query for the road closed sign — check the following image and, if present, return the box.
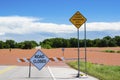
[30,50,49,70]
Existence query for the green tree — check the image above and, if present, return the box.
[31,40,39,47]
[62,39,70,47]
[0,41,4,49]
[103,36,112,40]
[103,36,112,47]
[42,39,53,47]
[108,39,117,47]
[5,40,16,48]
[41,44,51,49]
[52,38,64,48]
[79,40,84,47]
[19,41,38,49]
[69,38,77,47]
[86,39,93,47]
[16,42,24,48]
[93,39,101,47]
[114,36,120,46]
[23,41,32,49]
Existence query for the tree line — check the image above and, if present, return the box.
[0,40,38,49]
[0,36,120,49]
[40,36,120,48]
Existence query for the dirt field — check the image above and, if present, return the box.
[0,47,120,66]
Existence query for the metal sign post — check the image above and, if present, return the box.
[28,62,31,78]
[77,29,80,77]
[69,11,87,78]
[84,22,87,75]
[62,48,65,57]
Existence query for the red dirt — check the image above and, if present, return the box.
[0,47,120,66]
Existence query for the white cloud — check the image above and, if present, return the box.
[0,16,120,36]
[87,22,120,31]
[0,32,5,35]
[0,16,75,35]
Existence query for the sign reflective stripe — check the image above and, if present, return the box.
[57,57,62,61]
[49,58,55,61]
[23,58,29,63]
[19,59,25,62]
[17,57,65,62]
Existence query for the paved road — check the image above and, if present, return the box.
[0,66,53,80]
[0,65,98,80]
[49,66,98,80]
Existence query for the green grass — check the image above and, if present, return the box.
[67,61,120,80]
[103,50,115,53]
[103,50,120,53]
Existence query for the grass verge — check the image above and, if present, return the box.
[67,61,120,80]
[103,50,120,53]
[103,50,115,53]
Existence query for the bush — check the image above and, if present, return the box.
[117,51,120,53]
[41,44,52,49]
[104,50,115,53]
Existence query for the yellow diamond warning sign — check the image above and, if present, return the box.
[69,11,87,29]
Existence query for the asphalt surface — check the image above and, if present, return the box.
[0,66,53,80]
[49,66,98,80]
[0,65,98,80]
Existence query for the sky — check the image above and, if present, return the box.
[0,0,120,42]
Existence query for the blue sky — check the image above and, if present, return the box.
[0,0,120,42]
